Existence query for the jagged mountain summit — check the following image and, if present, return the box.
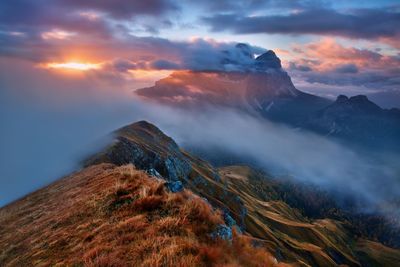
[135,46,400,152]
[136,45,331,125]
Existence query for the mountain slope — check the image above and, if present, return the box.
[218,165,400,267]
[135,48,399,153]
[85,120,249,230]
[84,121,400,266]
[0,164,282,267]
[2,121,399,266]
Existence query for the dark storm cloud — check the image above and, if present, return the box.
[0,0,177,22]
[203,8,400,40]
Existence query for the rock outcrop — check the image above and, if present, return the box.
[85,121,249,230]
[255,50,282,70]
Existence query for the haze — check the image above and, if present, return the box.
[1,0,399,207]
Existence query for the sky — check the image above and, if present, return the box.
[1,0,399,103]
[0,0,399,205]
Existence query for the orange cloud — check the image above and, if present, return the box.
[289,38,398,72]
[44,62,102,71]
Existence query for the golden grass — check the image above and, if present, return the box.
[0,164,286,267]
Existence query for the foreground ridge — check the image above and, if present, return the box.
[0,164,283,266]
[1,121,399,266]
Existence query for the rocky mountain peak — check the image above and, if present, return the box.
[117,120,179,150]
[336,95,349,103]
[255,50,282,70]
[333,94,381,112]
[349,95,371,103]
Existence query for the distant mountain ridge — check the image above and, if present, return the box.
[304,94,400,151]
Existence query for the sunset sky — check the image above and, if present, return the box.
[1,0,399,104]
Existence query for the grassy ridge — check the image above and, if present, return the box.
[0,164,286,267]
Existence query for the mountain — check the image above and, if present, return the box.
[135,47,331,125]
[2,121,399,266]
[0,163,278,266]
[304,95,400,151]
[135,49,400,153]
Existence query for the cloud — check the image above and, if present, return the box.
[290,38,389,69]
[333,64,359,73]
[174,40,266,71]
[0,0,177,23]
[283,38,400,103]
[89,40,267,74]
[0,0,179,62]
[56,0,178,19]
[288,62,312,72]
[191,0,329,14]
[139,104,400,219]
[0,1,115,37]
[202,7,400,43]
[1,55,399,225]
[150,59,181,70]
[0,57,149,206]
[0,3,267,74]
[2,59,399,220]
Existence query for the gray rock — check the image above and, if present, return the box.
[147,168,161,177]
[255,50,282,70]
[165,156,191,182]
[211,224,232,241]
[223,212,237,227]
[165,180,184,193]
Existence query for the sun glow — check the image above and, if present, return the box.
[45,62,101,71]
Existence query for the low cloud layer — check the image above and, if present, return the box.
[142,105,400,220]
[103,41,266,73]
[1,0,399,210]
[1,61,399,223]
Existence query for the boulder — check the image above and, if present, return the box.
[165,181,184,193]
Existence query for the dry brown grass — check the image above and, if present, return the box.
[0,164,287,267]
